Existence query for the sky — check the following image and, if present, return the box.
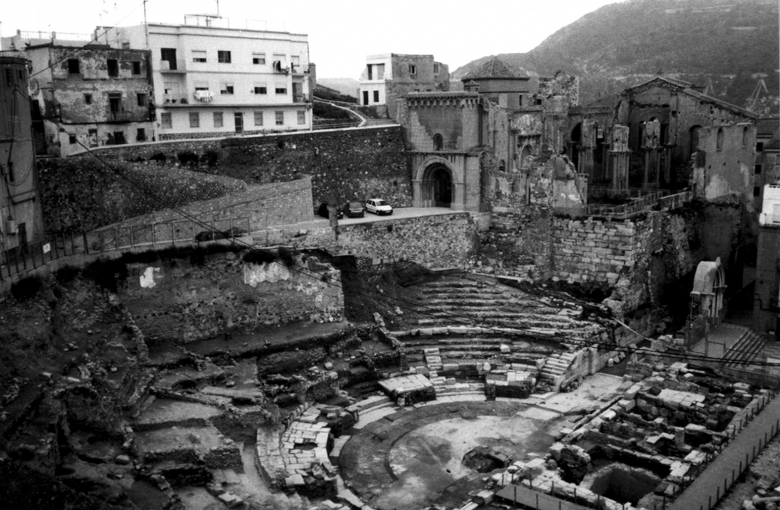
[1,0,624,78]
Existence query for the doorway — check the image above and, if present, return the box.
[234,112,243,133]
[422,164,453,207]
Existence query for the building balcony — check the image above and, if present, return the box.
[157,59,186,73]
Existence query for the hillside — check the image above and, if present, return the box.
[318,78,360,98]
[453,0,779,113]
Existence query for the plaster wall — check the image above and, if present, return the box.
[693,124,756,209]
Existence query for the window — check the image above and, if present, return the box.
[136,128,146,141]
[4,69,12,86]
[433,133,443,151]
[217,50,232,63]
[220,83,234,95]
[108,93,122,118]
[433,63,440,74]
[7,162,15,182]
[132,61,141,74]
[275,111,284,125]
[84,93,93,105]
[373,90,379,103]
[253,53,266,65]
[107,59,118,77]
[161,113,172,129]
[291,55,300,71]
[194,82,209,91]
[189,112,200,128]
[755,164,762,174]
[518,95,523,107]
[192,50,207,63]
[136,93,147,107]
[112,131,126,145]
[253,85,267,94]
[275,86,287,95]
[297,110,305,125]
[68,59,80,74]
[757,142,764,152]
[121,42,130,49]
[536,98,543,105]
[254,111,263,126]
[214,112,224,128]
[160,48,177,70]
[754,186,761,197]
[68,134,77,144]
[716,128,724,151]
[408,64,416,75]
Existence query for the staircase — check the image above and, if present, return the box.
[538,351,578,387]
[723,328,767,369]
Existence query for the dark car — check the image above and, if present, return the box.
[343,201,365,218]
[317,203,344,219]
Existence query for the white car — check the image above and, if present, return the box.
[365,198,393,215]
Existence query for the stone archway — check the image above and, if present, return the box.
[422,163,453,207]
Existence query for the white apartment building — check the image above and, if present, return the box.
[100,17,313,140]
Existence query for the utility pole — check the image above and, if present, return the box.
[143,0,149,50]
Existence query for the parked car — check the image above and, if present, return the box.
[365,198,393,215]
[343,201,365,218]
[317,202,343,219]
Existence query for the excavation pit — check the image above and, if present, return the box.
[581,462,662,506]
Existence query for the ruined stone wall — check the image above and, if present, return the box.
[693,124,756,211]
[121,251,343,343]
[76,126,411,210]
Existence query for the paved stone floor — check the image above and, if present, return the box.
[339,374,624,510]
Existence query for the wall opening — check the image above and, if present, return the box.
[422,163,453,208]
[582,463,661,506]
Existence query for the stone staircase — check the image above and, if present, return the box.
[538,351,577,387]
[428,372,486,399]
[401,335,554,369]
[724,328,767,369]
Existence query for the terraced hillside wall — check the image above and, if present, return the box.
[75,126,411,213]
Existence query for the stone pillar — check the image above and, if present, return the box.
[412,179,423,207]
[610,151,630,190]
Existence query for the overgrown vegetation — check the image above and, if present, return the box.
[10,275,44,301]
[313,102,354,121]
[243,247,296,267]
[313,86,357,104]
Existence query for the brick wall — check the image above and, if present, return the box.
[80,126,412,210]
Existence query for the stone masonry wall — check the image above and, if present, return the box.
[279,212,479,269]
[78,126,412,211]
[551,217,651,287]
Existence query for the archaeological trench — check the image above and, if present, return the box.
[1,201,779,510]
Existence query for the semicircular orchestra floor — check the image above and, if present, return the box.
[338,401,569,510]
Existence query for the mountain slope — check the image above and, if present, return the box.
[453,0,779,112]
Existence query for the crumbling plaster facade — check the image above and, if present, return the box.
[0,56,44,253]
[19,44,155,156]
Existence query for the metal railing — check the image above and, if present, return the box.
[563,190,694,219]
[0,216,251,282]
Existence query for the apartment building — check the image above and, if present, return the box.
[357,54,449,119]
[0,56,43,255]
[101,16,313,140]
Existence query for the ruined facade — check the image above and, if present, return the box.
[357,53,449,118]
[755,184,780,335]
[9,44,155,156]
[101,17,313,140]
[0,56,44,255]
[754,116,780,210]
[397,58,582,213]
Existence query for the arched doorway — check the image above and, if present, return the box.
[422,164,453,208]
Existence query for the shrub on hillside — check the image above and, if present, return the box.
[11,275,44,301]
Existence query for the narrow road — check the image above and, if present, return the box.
[669,395,780,510]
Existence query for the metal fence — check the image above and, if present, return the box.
[0,216,251,282]
[564,190,694,219]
